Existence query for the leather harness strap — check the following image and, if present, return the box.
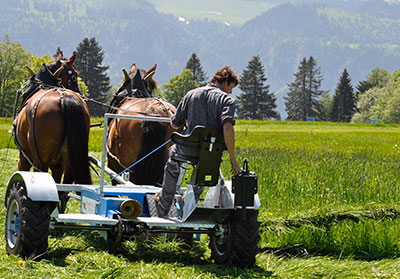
[14,88,67,171]
[106,98,173,173]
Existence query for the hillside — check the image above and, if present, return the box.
[231,4,400,110]
[1,0,400,117]
[146,0,276,25]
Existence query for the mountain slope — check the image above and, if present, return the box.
[146,0,276,25]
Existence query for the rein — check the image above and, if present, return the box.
[84,96,174,128]
[106,139,171,185]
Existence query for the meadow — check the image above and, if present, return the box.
[0,117,400,278]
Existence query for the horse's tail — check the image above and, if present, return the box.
[61,95,92,184]
[131,120,167,185]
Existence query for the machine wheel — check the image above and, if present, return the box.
[209,209,260,268]
[5,182,56,258]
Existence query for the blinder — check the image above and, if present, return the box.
[59,60,81,94]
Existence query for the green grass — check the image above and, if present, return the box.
[228,120,400,260]
[2,118,400,277]
[0,118,16,150]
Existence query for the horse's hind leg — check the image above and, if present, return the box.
[18,153,32,171]
[50,164,69,214]
[57,191,70,214]
[18,152,48,172]
[50,165,63,183]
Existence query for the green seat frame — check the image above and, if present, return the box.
[171,126,226,186]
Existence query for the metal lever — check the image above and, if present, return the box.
[209,137,216,152]
[243,158,249,174]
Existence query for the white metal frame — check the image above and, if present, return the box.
[99,113,171,195]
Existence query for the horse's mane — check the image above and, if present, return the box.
[144,102,170,117]
[128,67,158,96]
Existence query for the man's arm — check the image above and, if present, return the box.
[171,120,180,130]
[223,121,240,175]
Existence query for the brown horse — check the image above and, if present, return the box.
[107,63,176,185]
[14,52,92,187]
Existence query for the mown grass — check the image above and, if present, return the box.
[1,118,400,277]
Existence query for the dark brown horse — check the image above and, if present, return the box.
[14,52,92,186]
[107,63,176,185]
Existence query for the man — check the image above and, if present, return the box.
[155,65,240,217]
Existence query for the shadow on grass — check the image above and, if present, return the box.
[46,230,273,277]
[45,248,74,267]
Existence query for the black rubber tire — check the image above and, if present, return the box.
[5,182,56,259]
[209,209,260,268]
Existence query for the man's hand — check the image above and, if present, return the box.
[223,121,240,176]
[230,156,240,176]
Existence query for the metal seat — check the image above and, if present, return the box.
[171,126,226,186]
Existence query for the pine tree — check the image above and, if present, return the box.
[356,80,374,95]
[284,56,325,121]
[75,37,111,116]
[330,69,355,122]
[236,55,278,120]
[330,93,340,122]
[185,53,208,86]
[285,58,308,121]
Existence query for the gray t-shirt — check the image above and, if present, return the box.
[171,84,235,135]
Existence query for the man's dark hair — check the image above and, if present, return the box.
[211,65,239,86]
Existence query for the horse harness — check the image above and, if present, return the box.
[106,98,174,173]
[59,60,80,92]
[13,87,79,171]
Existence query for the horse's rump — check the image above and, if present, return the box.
[107,98,176,185]
[16,89,65,167]
[15,88,91,184]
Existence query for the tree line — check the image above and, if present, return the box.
[1,35,399,123]
[159,54,279,120]
[161,52,400,124]
[0,36,111,117]
[283,56,400,123]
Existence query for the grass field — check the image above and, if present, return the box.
[1,117,400,278]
